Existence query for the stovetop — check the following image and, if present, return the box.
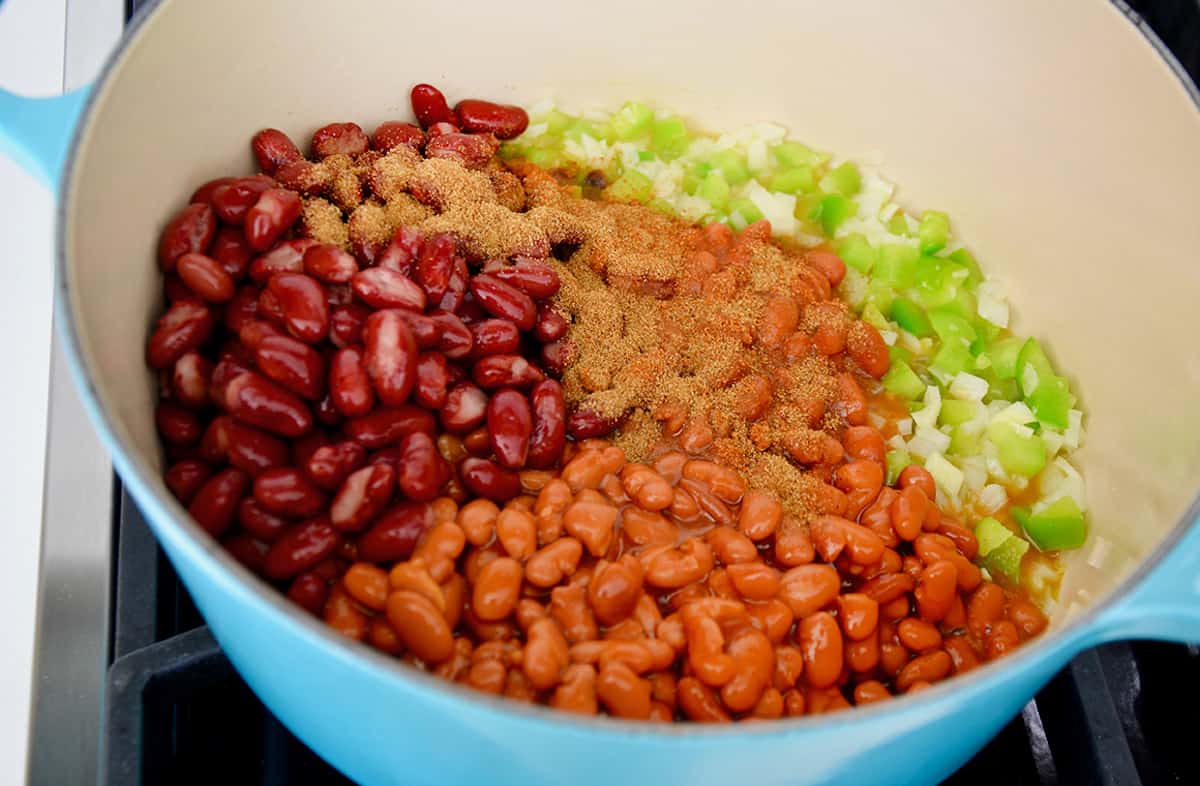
[27,0,1200,784]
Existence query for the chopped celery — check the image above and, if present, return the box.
[835,234,876,274]
[1016,338,1055,398]
[890,297,933,337]
[987,337,1026,380]
[811,194,855,236]
[874,245,919,288]
[605,170,654,204]
[823,161,862,197]
[883,359,925,400]
[885,449,912,486]
[918,210,951,254]
[698,171,731,210]
[770,166,817,195]
[772,141,825,168]
[610,101,654,140]
[949,247,984,287]
[928,308,977,345]
[652,117,690,160]
[1021,497,1087,551]
[1029,376,1073,429]
[939,399,979,427]
[985,537,1029,584]
[728,196,763,224]
[710,149,751,186]
[975,516,1015,557]
[987,421,1047,477]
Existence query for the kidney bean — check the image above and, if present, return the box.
[328,303,369,348]
[486,389,533,470]
[311,122,368,158]
[469,556,522,622]
[1007,597,1048,639]
[222,532,269,573]
[847,321,889,379]
[594,661,652,720]
[357,502,433,562]
[329,463,395,531]
[533,303,569,344]
[351,268,427,312]
[155,402,202,445]
[410,84,455,129]
[164,459,212,505]
[424,132,497,169]
[411,352,451,410]
[453,99,529,140]
[936,519,979,560]
[798,611,844,689]
[233,496,288,542]
[896,649,951,691]
[967,582,1006,640]
[222,419,289,476]
[174,252,235,303]
[469,319,521,358]
[158,203,216,272]
[286,571,330,616]
[363,310,418,405]
[375,226,423,276]
[249,239,316,284]
[891,485,928,542]
[299,243,356,284]
[489,261,560,298]
[915,560,958,623]
[188,468,250,536]
[251,128,302,175]
[439,383,488,434]
[223,371,312,437]
[565,407,617,440]
[779,564,840,618]
[459,458,521,502]
[345,405,435,448]
[324,348,372,418]
[244,187,302,251]
[897,464,936,499]
[676,677,731,722]
[212,175,274,225]
[252,334,324,400]
[469,274,536,331]
[147,300,215,369]
[263,517,339,580]
[472,354,545,390]
[427,310,473,359]
[305,441,367,491]
[209,226,253,282]
[267,272,329,343]
[190,177,236,206]
[253,467,327,518]
[396,431,449,502]
[372,120,425,153]
[161,274,191,304]
[412,232,454,302]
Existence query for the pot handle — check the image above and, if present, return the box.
[0,85,91,191]
[1091,520,1200,644]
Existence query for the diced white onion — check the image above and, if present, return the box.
[925,452,964,496]
[911,386,942,430]
[1085,535,1113,570]
[867,411,887,431]
[978,484,1008,513]
[896,417,913,436]
[887,434,908,451]
[949,372,989,402]
[746,139,769,174]
[1064,409,1084,450]
[744,181,796,236]
[522,122,549,139]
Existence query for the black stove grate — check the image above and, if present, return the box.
[107,1,1200,783]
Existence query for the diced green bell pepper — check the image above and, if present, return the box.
[823,161,862,197]
[538,109,573,135]
[860,302,891,332]
[1020,497,1087,551]
[610,101,654,140]
[772,141,825,168]
[882,359,926,400]
[886,211,912,236]
[885,449,912,486]
[931,339,973,377]
[652,117,691,160]
[1028,375,1073,430]
[771,166,816,195]
[987,337,1026,380]
[728,196,763,224]
[888,345,913,365]
[918,210,951,255]
[975,516,1015,557]
[987,421,1047,477]
[890,296,933,337]
[949,426,981,456]
[682,162,711,194]
[698,171,731,210]
[928,308,978,345]
[939,399,979,427]
[710,149,751,186]
[637,150,656,162]
[811,194,855,236]
[605,170,654,204]
[1016,338,1056,398]
[874,245,919,288]
[525,148,563,170]
[835,233,876,274]
[985,536,1029,584]
[864,279,896,314]
[949,247,984,287]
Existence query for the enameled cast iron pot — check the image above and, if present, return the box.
[3,1,1200,783]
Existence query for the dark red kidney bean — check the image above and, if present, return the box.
[303,244,358,284]
[209,226,253,281]
[156,402,203,445]
[329,304,370,348]
[396,431,449,502]
[487,389,532,470]
[344,405,435,449]
[438,255,469,313]
[489,261,560,298]
[351,268,427,311]
[268,272,329,343]
[254,334,325,400]
[363,310,418,406]
[147,300,215,369]
[376,226,424,275]
[253,467,327,517]
[469,274,536,330]
[427,310,473,359]
[325,283,353,307]
[200,414,233,463]
[440,383,488,434]
[459,458,521,502]
[290,430,331,479]
[171,352,213,410]
[237,497,291,542]
[209,355,253,409]
[188,468,250,536]
[413,352,450,410]
[211,175,274,225]
[163,275,192,304]
[473,354,545,389]
[163,443,206,464]
[416,233,456,302]
[164,459,212,504]
[372,121,425,153]
[245,188,302,252]
[533,304,569,343]
[159,203,216,272]
[273,159,324,195]
[238,319,283,349]
[358,502,434,562]
[392,311,443,350]
[264,517,340,580]
[368,447,403,470]
[252,128,302,175]
[190,177,236,206]
[425,121,459,138]
[256,288,286,327]
[249,239,317,284]
[410,84,455,129]
[226,420,291,476]
[567,407,619,440]
[330,463,396,531]
[223,533,268,573]
[539,339,573,378]
[287,572,330,616]
[424,132,497,170]
[469,319,521,357]
[224,286,261,333]
[315,394,343,427]
[527,380,566,469]
[329,347,375,417]
[311,122,368,158]
[453,99,529,140]
[445,362,467,386]
[306,440,367,490]
[223,371,313,437]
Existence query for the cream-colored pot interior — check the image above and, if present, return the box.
[66,0,1200,627]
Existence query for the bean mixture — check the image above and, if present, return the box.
[147,83,1048,722]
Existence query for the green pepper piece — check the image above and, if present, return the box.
[810,194,855,236]
[1029,376,1073,429]
[975,516,1015,557]
[887,345,913,364]
[771,166,817,195]
[885,449,912,486]
[835,233,876,274]
[987,421,1047,477]
[525,148,563,170]
[772,141,825,168]
[928,308,978,345]
[823,161,862,197]
[886,212,912,237]
[931,340,973,377]
[987,337,1025,380]
[865,279,896,315]
[652,117,690,160]
[1021,497,1087,551]
[538,109,573,135]
[874,245,919,288]
[949,247,984,287]
[882,359,926,400]
[985,536,1030,584]
[918,210,951,255]
[890,296,934,337]
[860,302,890,331]
[711,149,751,186]
[1015,338,1056,398]
[728,196,763,224]
[610,101,654,140]
[939,399,979,427]
[605,170,654,204]
[698,171,731,210]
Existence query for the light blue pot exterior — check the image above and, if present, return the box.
[4,2,1200,783]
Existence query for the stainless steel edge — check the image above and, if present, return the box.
[25,3,124,783]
